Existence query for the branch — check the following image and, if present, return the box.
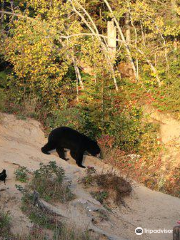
[137,49,161,86]
[0,10,120,44]
[69,1,119,91]
[0,8,119,91]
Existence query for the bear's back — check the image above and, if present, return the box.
[49,127,88,148]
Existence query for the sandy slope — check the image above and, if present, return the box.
[0,113,180,240]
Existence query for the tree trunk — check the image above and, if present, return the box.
[125,12,131,44]
[103,0,137,80]
[1,0,4,23]
[171,0,177,50]
[107,20,116,61]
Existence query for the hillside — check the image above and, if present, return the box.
[0,112,180,240]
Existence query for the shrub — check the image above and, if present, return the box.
[15,166,29,183]
[45,107,85,132]
[31,161,75,202]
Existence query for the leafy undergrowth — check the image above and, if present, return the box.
[16,161,75,203]
[161,164,180,198]
[81,167,132,206]
[31,161,75,202]
[15,166,29,183]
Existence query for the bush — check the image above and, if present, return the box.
[31,161,75,202]
[15,166,29,183]
[46,107,85,131]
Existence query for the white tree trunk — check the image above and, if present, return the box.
[107,20,116,61]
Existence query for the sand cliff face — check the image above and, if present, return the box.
[0,113,180,240]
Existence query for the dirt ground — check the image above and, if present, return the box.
[0,112,180,240]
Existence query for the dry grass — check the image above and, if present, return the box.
[93,173,132,204]
[0,209,11,238]
[81,167,132,205]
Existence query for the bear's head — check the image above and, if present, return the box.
[87,140,102,159]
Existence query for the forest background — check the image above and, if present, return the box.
[0,0,180,196]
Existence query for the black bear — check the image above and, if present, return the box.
[41,127,101,168]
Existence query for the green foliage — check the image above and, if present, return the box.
[3,17,69,111]
[151,51,180,117]
[105,107,143,152]
[91,191,109,204]
[31,161,75,202]
[15,166,29,182]
[0,89,6,111]
[28,206,61,230]
[0,70,8,111]
[46,107,85,131]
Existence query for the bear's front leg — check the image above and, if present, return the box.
[56,147,69,161]
[75,152,86,168]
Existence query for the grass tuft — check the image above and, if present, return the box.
[81,167,132,205]
[0,210,11,238]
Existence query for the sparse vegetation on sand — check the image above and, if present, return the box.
[0,210,96,240]
[81,167,132,205]
[29,161,75,203]
[0,210,12,238]
[13,162,98,240]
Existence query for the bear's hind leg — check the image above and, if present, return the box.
[56,147,69,161]
[41,142,55,155]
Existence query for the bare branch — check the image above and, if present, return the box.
[69,1,119,91]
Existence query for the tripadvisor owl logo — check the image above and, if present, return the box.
[135,227,143,235]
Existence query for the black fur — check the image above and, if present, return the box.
[41,127,101,168]
[0,169,7,184]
